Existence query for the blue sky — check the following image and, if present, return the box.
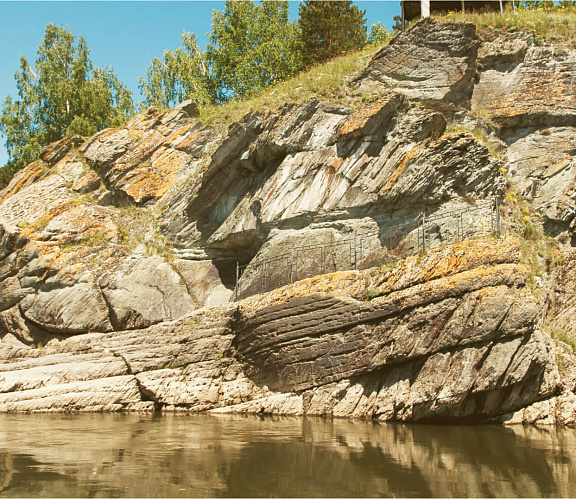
[0,1,401,167]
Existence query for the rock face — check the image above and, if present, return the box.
[0,18,575,424]
[81,100,219,206]
[472,29,576,129]
[0,239,561,422]
[357,18,480,108]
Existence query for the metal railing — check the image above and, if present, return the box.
[235,197,502,300]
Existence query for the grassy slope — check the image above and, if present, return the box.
[437,7,576,47]
[198,41,388,130]
[198,9,576,132]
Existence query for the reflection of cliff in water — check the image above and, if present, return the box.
[0,413,575,498]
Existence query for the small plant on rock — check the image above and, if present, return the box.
[523,222,538,240]
[363,287,379,301]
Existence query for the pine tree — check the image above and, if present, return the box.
[298,1,367,67]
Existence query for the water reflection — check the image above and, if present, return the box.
[0,413,575,497]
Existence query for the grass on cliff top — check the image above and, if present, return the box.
[198,41,389,129]
[198,8,576,130]
[436,8,576,47]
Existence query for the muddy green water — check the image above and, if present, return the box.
[0,413,575,498]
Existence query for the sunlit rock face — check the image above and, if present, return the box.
[0,19,575,423]
[357,18,481,109]
[0,238,565,423]
[81,100,220,206]
[472,29,576,129]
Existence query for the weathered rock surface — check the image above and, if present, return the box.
[163,92,502,264]
[472,30,576,129]
[357,18,480,108]
[505,127,576,234]
[0,19,575,424]
[101,257,196,330]
[0,238,566,423]
[81,100,219,205]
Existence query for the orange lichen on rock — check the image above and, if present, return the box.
[477,65,576,120]
[338,101,388,137]
[375,237,521,296]
[21,201,118,244]
[164,123,203,150]
[337,92,402,140]
[72,171,101,193]
[123,147,189,203]
[17,202,121,283]
[370,263,528,317]
[239,270,364,314]
[126,130,164,161]
[380,145,420,193]
[239,237,522,317]
[124,107,163,132]
[0,160,48,204]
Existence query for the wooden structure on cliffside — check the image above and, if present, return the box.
[401,1,510,22]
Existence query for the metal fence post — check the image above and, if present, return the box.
[354,231,358,270]
[235,261,239,302]
[422,212,427,253]
[417,216,422,253]
[495,196,501,238]
[238,198,504,300]
[290,244,294,283]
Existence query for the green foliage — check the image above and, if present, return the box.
[207,1,302,102]
[523,222,538,240]
[381,260,398,274]
[558,333,576,353]
[198,41,385,127]
[298,1,367,66]
[392,15,412,34]
[438,8,576,48]
[31,215,50,232]
[87,231,108,248]
[139,1,384,113]
[138,32,214,109]
[445,123,503,158]
[0,24,134,175]
[363,287,379,301]
[368,22,390,46]
[0,160,21,190]
[140,1,302,107]
[518,1,556,9]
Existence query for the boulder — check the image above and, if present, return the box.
[22,284,113,335]
[101,257,197,330]
[356,18,480,109]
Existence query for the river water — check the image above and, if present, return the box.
[0,413,575,497]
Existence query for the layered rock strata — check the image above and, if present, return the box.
[0,238,569,424]
[0,18,575,423]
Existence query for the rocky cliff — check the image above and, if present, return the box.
[0,18,575,424]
